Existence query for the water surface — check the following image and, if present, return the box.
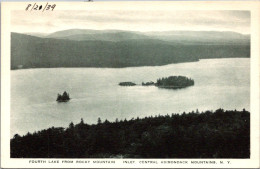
[11,58,250,136]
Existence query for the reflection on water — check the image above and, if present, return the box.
[11,58,250,136]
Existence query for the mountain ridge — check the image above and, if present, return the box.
[11,30,250,70]
[24,29,250,44]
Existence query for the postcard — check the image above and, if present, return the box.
[1,1,260,168]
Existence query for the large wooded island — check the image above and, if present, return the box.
[120,76,194,89]
[155,76,194,89]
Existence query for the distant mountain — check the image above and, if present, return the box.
[46,29,111,38]
[24,32,49,38]
[144,31,250,44]
[11,30,250,70]
[44,29,250,44]
[47,31,151,42]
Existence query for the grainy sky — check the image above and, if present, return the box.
[11,10,250,34]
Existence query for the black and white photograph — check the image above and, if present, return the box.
[1,1,260,168]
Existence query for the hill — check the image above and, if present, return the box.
[45,29,250,44]
[144,31,250,44]
[11,30,250,69]
[46,29,151,42]
[46,29,118,38]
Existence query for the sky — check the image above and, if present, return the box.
[11,10,250,34]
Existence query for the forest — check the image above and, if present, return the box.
[10,109,250,158]
[156,76,194,89]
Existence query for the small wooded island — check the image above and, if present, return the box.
[119,82,136,86]
[56,91,70,102]
[120,76,194,89]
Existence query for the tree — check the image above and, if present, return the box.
[104,119,110,124]
[97,117,102,124]
[80,118,84,125]
[69,122,74,129]
[13,134,21,139]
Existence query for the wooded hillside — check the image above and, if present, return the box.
[11,109,250,158]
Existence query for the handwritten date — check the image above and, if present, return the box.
[25,3,56,12]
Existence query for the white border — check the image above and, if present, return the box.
[1,1,260,168]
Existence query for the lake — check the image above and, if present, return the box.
[11,58,250,136]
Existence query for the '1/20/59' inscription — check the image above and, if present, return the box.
[25,3,56,12]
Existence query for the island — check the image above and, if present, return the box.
[119,82,136,86]
[121,76,194,89]
[56,91,70,102]
[155,76,194,89]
